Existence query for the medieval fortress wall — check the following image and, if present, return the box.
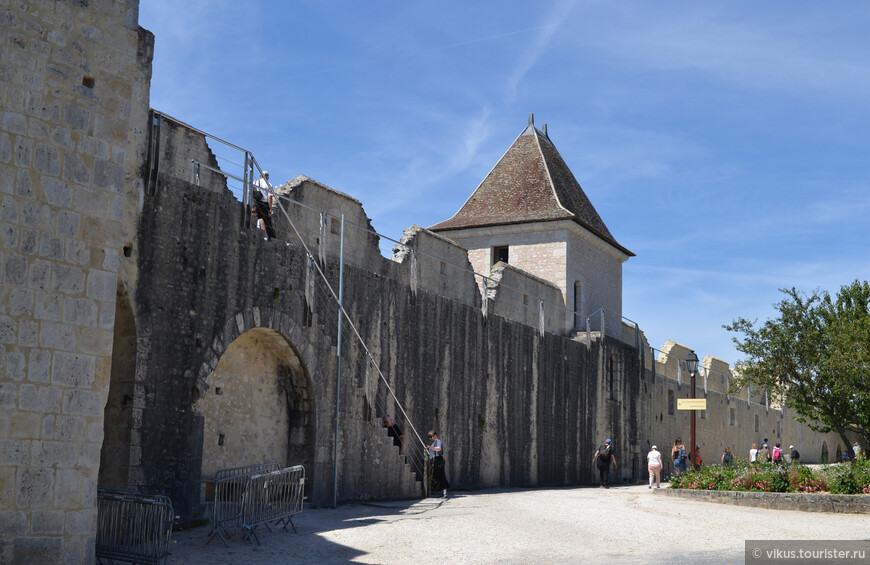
[0,3,851,563]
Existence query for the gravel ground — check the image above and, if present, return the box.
[168,484,870,564]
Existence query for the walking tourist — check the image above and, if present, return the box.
[789,445,800,463]
[772,443,783,464]
[647,445,662,488]
[721,446,733,466]
[427,430,450,498]
[593,439,618,488]
[750,443,758,463]
[757,443,770,463]
[671,438,686,477]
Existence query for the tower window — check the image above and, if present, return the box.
[492,245,509,264]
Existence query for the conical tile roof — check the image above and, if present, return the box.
[430,116,633,257]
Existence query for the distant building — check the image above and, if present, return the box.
[430,114,634,334]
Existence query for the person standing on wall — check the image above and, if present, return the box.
[646,445,663,489]
[427,430,450,498]
[253,170,276,240]
[592,438,618,488]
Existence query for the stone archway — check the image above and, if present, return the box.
[99,286,137,488]
[192,309,317,502]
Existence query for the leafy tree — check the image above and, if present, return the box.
[724,280,870,452]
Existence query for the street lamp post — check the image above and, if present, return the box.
[686,350,699,470]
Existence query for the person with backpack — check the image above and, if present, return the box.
[757,443,770,463]
[772,443,783,465]
[789,445,800,463]
[721,446,734,466]
[671,438,686,477]
[592,438,618,488]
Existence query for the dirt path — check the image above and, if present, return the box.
[168,484,870,564]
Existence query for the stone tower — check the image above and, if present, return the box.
[0,1,152,562]
[430,114,634,334]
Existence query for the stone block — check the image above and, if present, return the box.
[34,291,62,321]
[9,287,34,316]
[28,258,50,289]
[10,411,40,439]
[6,349,24,380]
[65,239,89,265]
[77,442,100,470]
[15,168,33,198]
[13,536,63,564]
[65,508,96,535]
[52,351,96,387]
[61,389,100,416]
[93,159,122,191]
[13,137,31,167]
[22,201,50,229]
[53,415,86,442]
[62,152,90,185]
[31,510,64,535]
[28,119,50,141]
[98,302,114,329]
[20,227,38,254]
[0,133,10,164]
[5,254,26,285]
[0,382,15,409]
[42,176,72,207]
[79,136,108,159]
[27,348,51,383]
[39,234,64,260]
[3,224,18,248]
[0,195,18,221]
[18,383,61,413]
[63,103,90,131]
[31,441,77,470]
[86,269,116,301]
[0,511,27,536]
[101,246,119,271]
[39,321,76,350]
[33,143,60,175]
[53,468,79,508]
[0,440,29,466]
[1,112,27,135]
[51,263,85,294]
[17,319,37,347]
[0,468,17,509]
[0,315,14,343]
[56,209,81,237]
[51,126,74,150]
[62,297,97,327]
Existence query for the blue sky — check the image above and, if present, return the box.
[139,1,870,367]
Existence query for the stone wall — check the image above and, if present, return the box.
[0,1,152,562]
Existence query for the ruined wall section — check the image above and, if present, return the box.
[0,1,152,562]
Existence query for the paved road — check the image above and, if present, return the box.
[169,484,870,564]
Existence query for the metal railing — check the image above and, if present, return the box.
[240,465,306,545]
[95,488,174,565]
[207,462,279,547]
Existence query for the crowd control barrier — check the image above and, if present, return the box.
[240,465,306,545]
[207,462,279,547]
[95,488,174,565]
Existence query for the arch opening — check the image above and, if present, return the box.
[196,328,315,502]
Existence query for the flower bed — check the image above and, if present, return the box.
[669,456,870,494]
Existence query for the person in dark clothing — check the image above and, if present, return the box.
[383,416,405,455]
[427,430,450,498]
[592,438,618,488]
[253,171,276,240]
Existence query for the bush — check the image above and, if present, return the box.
[669,457,870,495]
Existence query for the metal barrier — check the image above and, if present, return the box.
[207,462,279,547]
[240,465,306,546]
[95,488,174,565]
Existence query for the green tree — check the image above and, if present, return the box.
[724,280,870,452]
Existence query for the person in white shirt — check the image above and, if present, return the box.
[253,171,276,240]
[647,445,663,488]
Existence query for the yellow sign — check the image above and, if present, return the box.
[677,398,707,410]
